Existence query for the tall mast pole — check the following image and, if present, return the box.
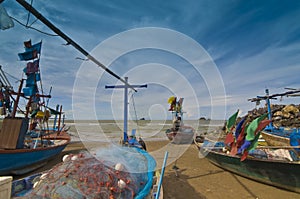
[265,89,273,129]
[105,77,147,143]
[124,77,128,137]
[15,0,137,91]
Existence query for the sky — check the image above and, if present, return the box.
[0,0,300,121]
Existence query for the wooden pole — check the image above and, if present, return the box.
[11,79,24,118]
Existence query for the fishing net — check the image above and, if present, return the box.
[15,145,156,199]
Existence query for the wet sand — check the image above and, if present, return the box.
[18,140,300,199]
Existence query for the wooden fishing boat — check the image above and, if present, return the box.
[165,126,195,144]
[193,104,300,194]
[165,97,195,144]
[0,129,70,176]
[0,40,70,176]
[195,140,300,193]
[261,130,291,146]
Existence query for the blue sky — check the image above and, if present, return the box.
[1,0,300,120]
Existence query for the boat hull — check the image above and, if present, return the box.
[0,137,70,175]
[201,147,300,193]
[166,126,194,144]
[261,131,290,146]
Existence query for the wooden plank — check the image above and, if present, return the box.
[0,118,28,149]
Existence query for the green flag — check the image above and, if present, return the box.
[226,110,239,132]
[245,113,268,141]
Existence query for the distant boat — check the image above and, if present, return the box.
[165,96,195,144]
[0,40,70,175]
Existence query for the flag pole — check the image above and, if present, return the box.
[15,0,137,92]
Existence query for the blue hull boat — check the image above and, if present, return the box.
[0,135,70,175]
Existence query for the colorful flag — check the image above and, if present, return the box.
[26,73,40,87]
[23,86,37,96]
[226,110,239,132]
[26,73,36,87]
[25,41,42,53]
[224,133,235,145]
[26,59,39,74]
[234,117,246,139]
[24,40,32,48]
[168,96,177,111]
[18,49,38,61]
[168,96,176,104]
[245,113,268,141]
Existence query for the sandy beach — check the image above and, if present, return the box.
[16,140,300,199]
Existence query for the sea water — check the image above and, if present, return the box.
[67,120,224,143]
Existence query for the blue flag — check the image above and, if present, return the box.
[25,41,42,54]
[18,50,38,61]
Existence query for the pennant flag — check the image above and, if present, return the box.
[226,110,239,132]
[230,142,238,155]
[178,98,184,106]
[26,73,40,87]
[26,73,36,87]
[247,132,262,152]
[168,96,177,111]
[26,59,39,74]
[176,98,184,112]
[168,96,176,104]
[247,120,271,151]
[24,40,32,48]
[18,49,38,61]
[254,119,271,135]
[246,113,268,141]
[240,132,261,161]
[35,73,41,81]
[23,86,37,96]
[234,117,246,139]
[238,140,251,154]
[25,41,42,54]
[224,133,235,145]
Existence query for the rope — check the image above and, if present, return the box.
[129,90,140,137]
[11,16,59,37]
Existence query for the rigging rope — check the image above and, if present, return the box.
[11,16,59,37]
[129,90,140,137]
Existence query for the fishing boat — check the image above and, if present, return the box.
[248,88,300,147]
[194,109,300,193]
[10,77,164,199]
[165,96,195,144]
[195,139,300,193]
[0,40,70,176]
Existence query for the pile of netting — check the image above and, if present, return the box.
[16,145,156,199]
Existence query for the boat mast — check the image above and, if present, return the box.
[248,88,300,129]
[15,0,137,92]
[105,77,147,143]
[265,89,273,128]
